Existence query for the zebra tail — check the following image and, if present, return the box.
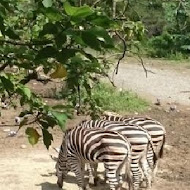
[153,147,158,166]
[125,157,133,190]
[148,139,158,166]
[159,134,166,158]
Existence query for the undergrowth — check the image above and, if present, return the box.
[89,83,149,114]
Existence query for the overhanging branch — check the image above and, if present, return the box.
[113,31,127,75]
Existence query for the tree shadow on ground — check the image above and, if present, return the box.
[36,182,60,190]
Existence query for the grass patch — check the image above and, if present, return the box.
[91,83,149,113]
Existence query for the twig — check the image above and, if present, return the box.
[0,119,38,128]
[91,0,101,7]
[136,54,148,78]
[104,73,116,87]
[0,39,52,46]
[131,51,156,76]
[113,31,127,75]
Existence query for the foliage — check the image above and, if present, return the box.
[125,0,190,59]
[147,32,190,58]
[90,83,149,113]
[0,0,145,148]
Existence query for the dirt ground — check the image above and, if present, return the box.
[1,59,190,190]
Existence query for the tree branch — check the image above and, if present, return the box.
[113,31,127,75]
[0,39,52,46]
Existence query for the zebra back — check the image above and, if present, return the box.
[102,114,166,159]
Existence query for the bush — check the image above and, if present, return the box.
[146,32,190,59]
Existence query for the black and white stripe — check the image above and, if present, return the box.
[102,115,166,177]
[56,126,132,190]
[78,119,156,190]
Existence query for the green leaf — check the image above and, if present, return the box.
[55,33,67,48]
[17,86,32,100]
[5,28,20,40]
[39,23,58,36]
[25,127,41,145]
[0,0,11,11]
[72,6,93,18]
[82,31,101,51]
[64,2,79,16]
[51,111,67,130]
[22,87,31,100]
[42,0,52,8]
[64,2,93,18]
[42,129,53,149]
[0,15,5,34]
[90,15,113,28]
[43,8,63,22]
[57,48,77,63]
[35,46,57,60]
[0,76,14,91]
[91,28,113,46]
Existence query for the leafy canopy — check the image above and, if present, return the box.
[0,0,144,148]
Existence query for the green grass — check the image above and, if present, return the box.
[91,83,149,113]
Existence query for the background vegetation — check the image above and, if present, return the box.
[127,0,190,59]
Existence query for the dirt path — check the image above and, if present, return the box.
[1,58,190,190]
[112,57,190,106]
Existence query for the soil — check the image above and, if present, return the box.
[0,58,190,190]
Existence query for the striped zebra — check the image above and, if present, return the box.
[56,126,132,190]
[102,115,166,177]
[78,119,157,190]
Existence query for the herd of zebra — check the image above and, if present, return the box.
[55,114,166,190]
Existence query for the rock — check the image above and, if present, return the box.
[20,144,27,149]
[170,105,177,111]
[7,131,17,137]
[154,98,161,106]
[15,117,21,125]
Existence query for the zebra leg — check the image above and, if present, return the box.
[68,158,86,190]
[104,163,120,190]
[86,163,98,185]
[147,146,158,183]
[140,155,152,189]
[131,161,140,190]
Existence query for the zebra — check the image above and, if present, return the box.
[56,126,132,190]
[102,115,166,178]
[78,119,157,190]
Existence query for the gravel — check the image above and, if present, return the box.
[111,58,190,106]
